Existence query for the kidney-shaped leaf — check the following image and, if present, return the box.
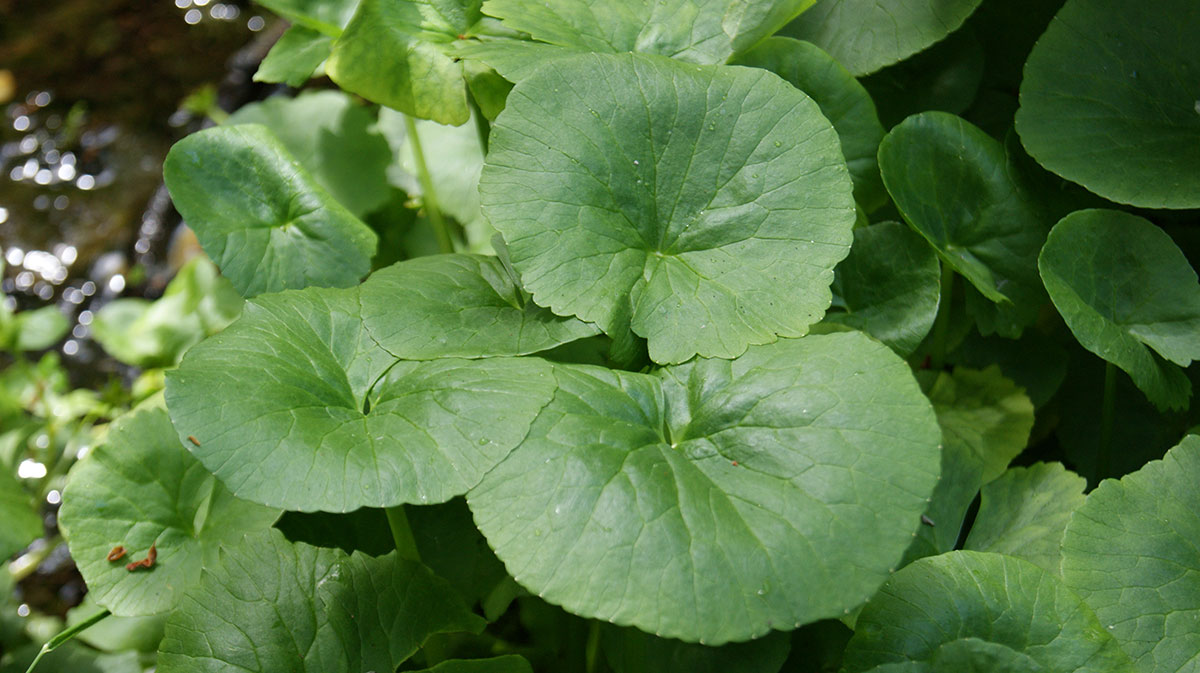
[163,124,377,297]
[878,112,1049,337]
[1039,209,1200,411]
[842,551,1134,673]
[1016,0,1200,209]
[480,0,814,65]
[165,286,556,512]
[59,408,281,616]
[780,0,984,76]
[360,254,599,359]
[468,332,941,644]
[480,53,856,364]
[157,529,484,673]
[1061,436,1200,673]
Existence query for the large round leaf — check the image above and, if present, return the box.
[479,0,814,65]
[732,37,888,212]
[468,332,941,644]
[780,0,984,76]
[878,112,1050,337]
[480,52,856,364]
[164,286,557,512]
[163,124,377,297]
[1038,209,1200,411]
[842,551,1134,673]
[157,530,484,673]
[1061,436,1200,673]
[824,222,941,356]
[359,254,598,359]
[1015,0,1200,209]
[59,409,281,616]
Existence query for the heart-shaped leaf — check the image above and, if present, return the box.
[824,222,941,356]
[468,332,941,644]
[1015,0,1200,209]
[157,529,485,673]
[1061,435,1200,673]
[480,52,856,364]
[59,408,281,616]
[163,124,378,297]
[842,551,1134,673]
[165,286,556,512]
[479,0,815,65]
[963,462,1086,574]
[779,0,984,76]
[360,255,599,359]
[878,112,1050,337]
[1038,209,1200,411]
[732,37,887,212]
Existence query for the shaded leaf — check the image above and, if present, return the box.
[411,656,533,673]
[0,466,41,560]
[860,27,983,128]
[254,25,333,88]
[925,365,1034,484]
[602,624,790,673]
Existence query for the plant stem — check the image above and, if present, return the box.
[929,262,956,371]
[384,506,421,563]
[468,93,490,155]
[24,609,110,673]
[1098,361,1117,480]
[584,620,601,673]
[403,114,455,254]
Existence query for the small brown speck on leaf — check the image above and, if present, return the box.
[187,435,201,446]
[107,546,126,562]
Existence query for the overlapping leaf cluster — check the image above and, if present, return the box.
[41,0,1200,671]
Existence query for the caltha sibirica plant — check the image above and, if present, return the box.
[39,0,1200,671]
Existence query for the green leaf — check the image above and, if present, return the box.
[227,90,392,217]
[1038,209,1200,411]
[58,408,281,616]
[407,498,510,609]
[963,462,1086,574]
[275,508,395,556]
[860,26,984,128]
[90,256,243,368]
[779,0,984,76]
[842,551,1135,673]
[924,365,1034,484]
[327,0,475,125]
[469,332,941,644]
[163,125,378,297]
[1061,436,1200,673]
[411,656,533,673]
[164,286,557,511]
[360,254,598,359]
[825,222,941,356]
[480,52,856,364]
[253,0,361,35]
[1,642,142,673]
[479,0,815,65]
[878,112,1050,337]
[253,25,333,88]
[65,594,166,653]
[898,423,982,566]
[731,37,887,212]
[157,529,485,673]
[949,330,1067,409]
[12,306,68,352]
[601,625,790,673]
[0,466,42,560]
[1015,0,1200,209]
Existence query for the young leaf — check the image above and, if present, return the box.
[731,37,888,212]
[963,462,1086,574]
[253,0,360,36]
[924,365,1034,484]
[327,0,480,125]
[1015,0,1200,209]
[1038,209,1200,411]
[360,254,599,359]
[824,222,941,356]
[878,112,1050,337]
[226,91,393,217]
[479,0,815,65]
[842,551,1134,673]
[253,25,333,88]
[1061,436,1200,673]
[164,286,557,511]
[779,0,984,76]
[480,52,856,364]
[468,332,941,644]
[162,125,378,297]
[157,530,485,673]
[58,408,281,616]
